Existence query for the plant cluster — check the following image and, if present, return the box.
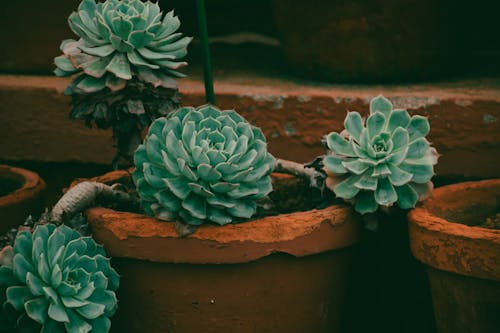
[324,95,438,214]
[54,0,192,166]
[0,224,119,333]
[0,1,442,332]
[133,105,276,226]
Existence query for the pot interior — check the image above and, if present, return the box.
[0,168,25,197]
[426,180,500,229]
[104,172,339,219]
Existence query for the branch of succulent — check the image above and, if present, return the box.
[274,158,325,190]
[49,182,139,224]
[323,95,438,216]
[69,79,181,168]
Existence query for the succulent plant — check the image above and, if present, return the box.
[324,95,438,214]
[54,0,191,94]
[133,105,276,226]
[0,224,119,333]
[54,0,192,166]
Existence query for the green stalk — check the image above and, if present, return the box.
[196,0,215,104]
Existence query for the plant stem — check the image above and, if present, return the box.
[196,0,215,105]
[50,182,139,224]
[274,158,325,189]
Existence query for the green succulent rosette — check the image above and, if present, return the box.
[0,224,119,333]
[54,0,192,94]
[133,105,276,226]
[324,95,438,214]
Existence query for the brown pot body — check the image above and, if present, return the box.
[0,165,46,234]
[106,249,354,333]
[85,170,361,333]
[408,179,500,333]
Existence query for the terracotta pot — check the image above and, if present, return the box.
[0,165,46,234]
[408,179,500,333]
[83,170,361,333]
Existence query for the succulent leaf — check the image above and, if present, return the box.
[55,0,192,94]
[324,95,438,213]
[0,224,119,333]
[133,105,276,226]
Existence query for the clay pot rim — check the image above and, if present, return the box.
[0,165,45,208]
[408,179,500,281]
[88,204,361,264]
[84,170,362,264]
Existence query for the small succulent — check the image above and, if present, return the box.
[133,105,276,226]
[0,224,119,333]
[324,95,438,214]
[54,0,192,166]
[54,0,192,94]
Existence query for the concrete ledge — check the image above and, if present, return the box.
[0,75,499,178]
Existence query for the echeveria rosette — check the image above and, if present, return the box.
[54,0,192,94]
[324,95,438,214]
[133,105,276,226]
[0,224,119,333]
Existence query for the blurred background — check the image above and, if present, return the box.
[1,0,499,82]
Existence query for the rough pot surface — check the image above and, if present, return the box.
[0,165,46,234]
[85,170,361,332]
[408,179,500,333]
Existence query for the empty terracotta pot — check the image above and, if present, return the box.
[408,179,500,333]
[83,170,362,333]
[0,165,46,234]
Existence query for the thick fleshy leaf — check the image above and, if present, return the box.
[25,297,49,324]
[76,302,106,320]
[65,309,92,333]
[54,56,77,72]
[326,132,356,157]
[48,302,69,323]
[399,163,434,183]
[78,43,115,57]
[387,109,411,133]
[370,95,393,118]
[406,137,430,160]
[182,193,207,219]
[177,158,198,181]
[342,159,370,175]
[344,112,363,141]
[387,164,413,186]
[105,53,132,80]
[188,183,214,198]
[390,127,409,152]
[88,316,111,333]
[197,164,222,182]
[208,207,233,225]
[372,163,391,177]
[334,175,362,199]
[408,116,430,141]
[354,191,378,214]
[13,254,35,283]
[26,272,45,296]
[374,178,398,206]
[153,190,181,211]
[227,200,256,219]
[210,182,239,193]
[324,155,348,174]
[366,112,386,140]
[354,174,378,191]
[395,184,419,209]
[6,286,33,311]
